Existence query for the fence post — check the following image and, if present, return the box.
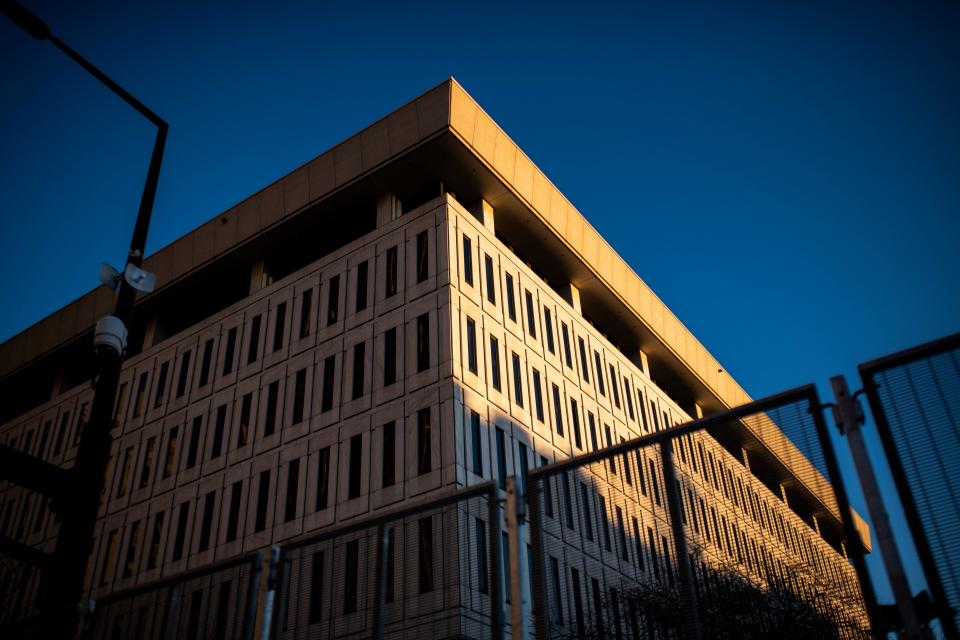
[489,486,505,640]
[831,375,922,639]
[528,476,550,640]
[807,389,882,636]
[506,475,529,640]
[660,438,703,640]
[371,523,389,640]
[260,545,282,640]
[161,582,182,640]
[241,550,263,640]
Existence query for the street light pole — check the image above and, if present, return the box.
[1,2,168,636]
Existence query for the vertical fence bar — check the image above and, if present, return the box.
[371,523,388,640]
[528,477,550,640]
[860,367,960,640]
[660,438,702,640]
[506,475,528,640]
[260,545,281,640]
[807,389,882,636]
[832,375,922,638]
[489,486,504,640]
[241,550,263,640]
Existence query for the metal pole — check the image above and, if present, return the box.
[660,438,702,640]
[506,475,529,640]
[260,545,281,640]
[831,375,922,639]
[528,477,550,640]
[241,550,264,640]
[372,524,389,640]
[807,389,883,636]
[0,4,172,634]
[489,487,504,640]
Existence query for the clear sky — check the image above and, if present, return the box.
[2,0,958,613]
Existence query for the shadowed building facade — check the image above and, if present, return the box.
[0,79,869,637]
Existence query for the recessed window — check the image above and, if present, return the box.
[532,369,544,422]
[484,254,496,303]
[211,404,227,458]
[327,275,340,326]
[578,337,589,383]
[570,399,582,449]
[561,323,572,369]
[489,336,501,391]
[292,368,307,425]
[417,313,430,373]
[417,408,432,475]
[247,316,261,364]
[384,327,397,386]
[198,491,215,551]
[524,290,536,338]
[385,246,398,297]
[273,302,286,352]
[315,446,330,511]
[348,434,362,499]
[382,421,396,488]
[511,352,524,408]
[355,261,368,312]
[254,470,270,532]
[284,458,300,522]
[238,393,252,448]
[321,355,335,413]
[264,381,279,436]
[505,273,516,321]
[470,411,483,476]
[176,351,191,398]
[351,342,365,400]
[418,517,434,593]
[543,307,555,354]
[552,384,563,436]
[466,318,478,374]
[222,327,237,376]
[416,230,429,283]
[299,289,313,339]
[154,361,169,409]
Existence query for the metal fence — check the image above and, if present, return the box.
[272,481,501,640]
[525,385,874,640]
[86,550,261,640]
[860,332,960,640]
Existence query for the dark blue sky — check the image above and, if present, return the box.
[2,0,957,608]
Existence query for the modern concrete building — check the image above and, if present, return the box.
[0,79,868,637]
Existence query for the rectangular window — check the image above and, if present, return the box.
[100,529,118,586]
[541,455,554,518]
[385,246,398,297]
[616,506,628,558]
[154,362,169,409]
[222,327,237,376]
[211,404,226,458]
[648,527,660,580]
[599,495,612,551]
[384,327,397,386]
[544,307,555,353]
[570,399,582,449]
[247,316,261,364]
[580,483,593,541]
[610,365,621,408]
[355,261,368,312]
[348,434,362,499]
[264,381,279,436]
[532,369,544,422]
[344,539,359,614]
[571,567,585,637]
[172,501,189,561]
[524,290,536,338]
[484,254,495,302]
[284,458,300,522]
[650,460,661,506]
[605,425,616,473]
[273,302,286,352]
[199,339,214,386]
[351,342,365,400]
[416,313,430,372]
[237,393,252,447]
[505,273,516,321]
[139,437,156,489]
[639,391,649,432]
[418,517,434,593]
[550,556,563,624]
[463,236,473,287]
[552,384,564,436]
[198,491,215,551]
[315,446,330,511]
[292,368,307,425]
[416,230,428,283]
[299,289,313,339]
[495,427,507,489]
[122,520,141,578]
[563,473,575,529]
[624,377,635,420]
[186,416,202,469]
[326,275,340,326]
[417,408,432,475]
[470,411,483,476]
[112,385,125,429]
[621,438,632,485]
[176,351,191,398]
[588,412,598,451]
[382,421,396,488]
[147,512,164,570]
[591,578,606,638]
[511,352,524,408]
[594,352,605,396]
[466,318,478,374]
[308,551,325,623]
[254,470,270,532]
[561,323,572,368]
[132,373,148,418]
[385,528,396,603]
[163,426,179,479]
[578,337,589,382]
[226,481,242,542]
[321,356,335,412]
[476,518,489,594]
[489,336,501,391]
[632,517,645,571]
